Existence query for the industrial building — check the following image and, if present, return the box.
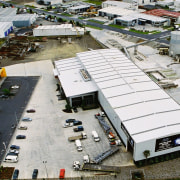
[67,5,90,14]
[0,22,13,38]
[33,24,84,36]
[0,8,37,28]
[54,48,180,163]
[0,14,37,27]
[102,1,136,9]
[114,13,169,27]
[98,6,136,19]
[144,9,180,23]
[37,0,61,5]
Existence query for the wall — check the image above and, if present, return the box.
[98,91,128,147]
[134,136,180,161]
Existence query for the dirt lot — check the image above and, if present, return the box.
[0,35,104,67]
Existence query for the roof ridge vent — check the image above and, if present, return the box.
[79,69,91,82]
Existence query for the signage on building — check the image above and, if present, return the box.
[155,134,180,152]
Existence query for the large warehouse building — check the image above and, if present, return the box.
[54,48,180,164]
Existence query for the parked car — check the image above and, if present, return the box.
[16,135,26,139]
[65,119,76,123]
[6,152,18,156]
[73,120,82,126]
[73,126,84,132]
[11,85,19,89]
[10,145,20,150]
[9,149,19,154]
[32,169,38,179]
[59,169,65,179]
[26,109,36,113]
[63,122,74,128]
[18,126,28,130]
[22,117,32,121]
[12,169,19,180]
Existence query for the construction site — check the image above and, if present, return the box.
[0,32,104,67]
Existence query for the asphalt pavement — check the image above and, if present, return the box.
[0,76,39,163]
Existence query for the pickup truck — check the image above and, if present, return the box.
[73,126,84,132]
[68,132,87,141]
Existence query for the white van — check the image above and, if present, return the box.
[75,139,83,151]
[92,131,100,142]
[4,155,18,163]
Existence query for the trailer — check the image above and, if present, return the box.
[93,147,119,164]
[73,161,120,173]
[82,163,121,173]
[68,132,87,142]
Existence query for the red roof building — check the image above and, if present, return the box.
[144,9,180,19]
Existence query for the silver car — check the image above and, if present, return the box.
[22,117,32,121]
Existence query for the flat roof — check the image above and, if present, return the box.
[68,5,90,10]
[102,1,132,8]
[98,6,135,16]
[54,58,98,97]
[115,13,167,22]
[35,24,72,29]
[76,48,180,143]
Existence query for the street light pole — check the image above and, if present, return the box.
[43,161,48,178]
[2,142,6,152]
[15,111,18,126]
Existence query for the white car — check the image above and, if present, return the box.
[9,149,19,154]
[22,117,32,121]
[63,122,73,128]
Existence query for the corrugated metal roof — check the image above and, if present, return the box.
[76,48,180,142]
[0,21,12,31]
[98,6,135,16]
[54,58,98,97]
[0,8,17,16]
[35,24,72,30]
[144,9,180,18]
[68,5,90,10]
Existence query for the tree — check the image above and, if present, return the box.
[143,150,150,165]
[2,88,10,96]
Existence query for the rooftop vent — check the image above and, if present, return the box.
[79,69,91,82]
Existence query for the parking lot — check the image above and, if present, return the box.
[1,60,133,179]
[0,76,39,163]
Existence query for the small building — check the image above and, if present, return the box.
[67,5,90,14]
[0,22,13,38]
[33,24,84,36]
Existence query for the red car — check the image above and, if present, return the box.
[59,169,65,179]
[26,109,36,113]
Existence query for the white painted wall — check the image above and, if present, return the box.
[134,138,180,161]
